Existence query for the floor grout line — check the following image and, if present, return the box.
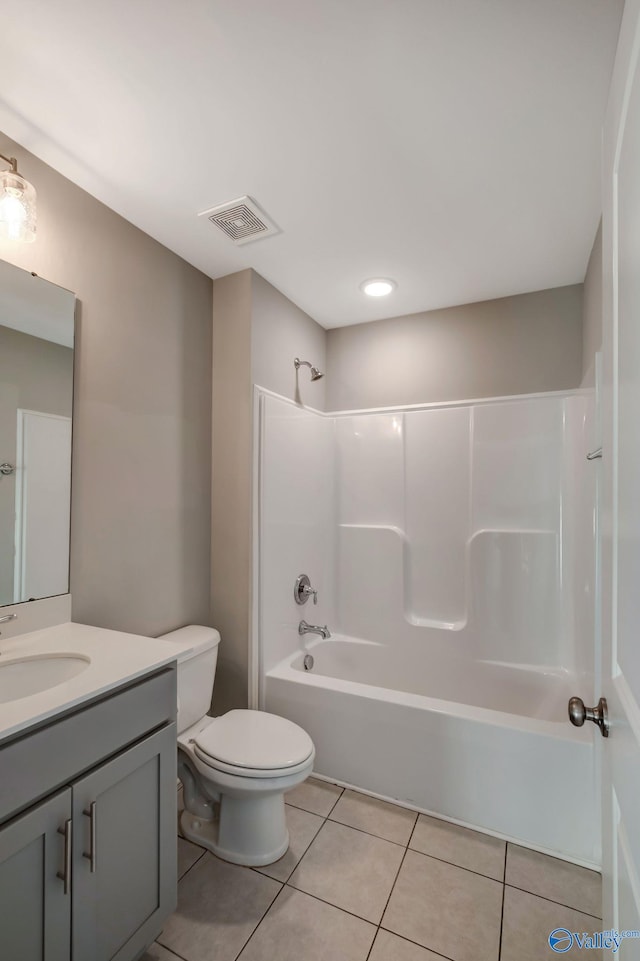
[330,788,420,825]
[506,840,601,877]
[325,815,415,849]
[155,928,193,961]
[406,810,421,849]
[377,926,458,961]
[364,843,412,960]
[251,816,325,884]
[278,811,331,880]
[405,847,505,884]
[364,929,377,961]
[283,879,381,927]
[230,877,285,961]
[152,938,191,961]
[504,882,602,920]
[285,780,345,820]
[326,784,345,816]
[285,800,336,816]
[498,844,508,960]
[176,846,207,883]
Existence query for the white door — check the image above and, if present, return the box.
[601,0,640,943]
[14,409,72,603]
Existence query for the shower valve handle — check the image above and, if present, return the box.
[294,574,318,605]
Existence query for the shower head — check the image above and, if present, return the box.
[294,357,324,381]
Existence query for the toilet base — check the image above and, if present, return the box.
[180,796,290,867]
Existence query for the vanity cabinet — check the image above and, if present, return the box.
[0,665,177,961]
[0,788,71,961]
[72,724,176,961]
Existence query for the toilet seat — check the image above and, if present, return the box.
[193,709,314,779]
[193,748,314,780]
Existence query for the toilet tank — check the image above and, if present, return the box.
[157,625,221,733]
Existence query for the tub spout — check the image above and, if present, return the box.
[298,619,331,639]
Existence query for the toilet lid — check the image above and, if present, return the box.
[194,710,314,771]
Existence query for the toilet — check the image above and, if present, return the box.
[159,625,315,866]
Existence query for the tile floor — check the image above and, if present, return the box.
[144,778,602,961]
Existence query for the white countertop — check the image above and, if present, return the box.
[0,622,188,742]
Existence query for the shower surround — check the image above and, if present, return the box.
[254,387,598,864]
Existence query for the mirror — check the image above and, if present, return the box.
[0,259,75,607]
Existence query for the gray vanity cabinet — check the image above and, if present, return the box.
[0,788,72,961]
[72,724,177,961]
[0,665,178,961]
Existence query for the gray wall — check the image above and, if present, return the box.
[211,269,252,714]
[0,132,213,637]
[0,327,73,604]
[210,269,326,711]
[251,272,327,410]
[326,285,584,410]
[581,223,603,387]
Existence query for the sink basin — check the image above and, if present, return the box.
[0,653,91,703]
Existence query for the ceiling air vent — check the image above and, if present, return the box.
[199,196,279,246]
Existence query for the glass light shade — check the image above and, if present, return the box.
[0,170,36,242]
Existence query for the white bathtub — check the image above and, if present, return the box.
[264,635,598,866]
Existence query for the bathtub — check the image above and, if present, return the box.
[264,635,598,866]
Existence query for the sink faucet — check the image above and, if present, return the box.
[0,612,17,652]
[298,619,331,640]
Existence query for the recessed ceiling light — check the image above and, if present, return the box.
[360,278,397,297]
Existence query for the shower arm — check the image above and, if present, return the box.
[293,357,324,381]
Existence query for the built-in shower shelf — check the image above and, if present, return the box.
[338,524,559,637]
[468,528,559,539]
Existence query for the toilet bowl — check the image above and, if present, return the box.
[159,625,315,866]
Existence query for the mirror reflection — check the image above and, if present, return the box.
[0,259,75,606]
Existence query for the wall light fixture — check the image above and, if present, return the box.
[0,154,36,243]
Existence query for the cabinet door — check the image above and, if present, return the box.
[72,724,177,961]
[0,788,72,961]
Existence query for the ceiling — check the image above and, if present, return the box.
[0,0,623,328]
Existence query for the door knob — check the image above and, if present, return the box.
[568,696,609,737]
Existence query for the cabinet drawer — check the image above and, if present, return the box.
[0,668,176,824]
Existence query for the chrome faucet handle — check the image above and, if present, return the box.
[298,620,331,639]
[294,574,318,605]
[0,612,17,641]
[301,584,317,603]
